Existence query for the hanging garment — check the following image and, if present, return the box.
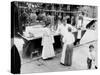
[11,45,21,74]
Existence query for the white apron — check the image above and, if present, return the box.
[77,29,82,39]
[41,28,55,59]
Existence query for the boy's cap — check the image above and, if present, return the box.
[89,44,94,48]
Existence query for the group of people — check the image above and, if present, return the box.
[11,7,97,73]
[19,7,78,34]
[41,20,75,66]
[19,9,55,25]
[41,11,97,68]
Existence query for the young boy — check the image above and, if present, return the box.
[87,45,97,69]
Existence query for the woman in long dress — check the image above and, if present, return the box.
[41,26,55,59]
[60,27,75,66]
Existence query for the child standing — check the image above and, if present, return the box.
[87,45,97,69]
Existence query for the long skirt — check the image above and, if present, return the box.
[61,44,73,66]
[42,44,55,59]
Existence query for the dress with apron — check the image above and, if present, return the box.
[41,28,55,59]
